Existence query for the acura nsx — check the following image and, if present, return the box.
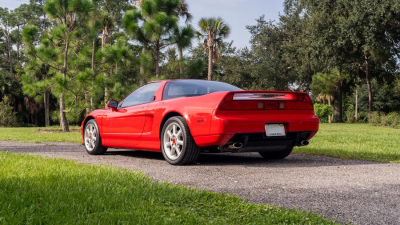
[81,80,319,165]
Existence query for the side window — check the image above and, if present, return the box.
[119,82,161,108]
[163,82,205,100]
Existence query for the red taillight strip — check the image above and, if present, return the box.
[218,92,314,110]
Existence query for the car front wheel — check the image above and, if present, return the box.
[84,119,107,155]
[161,116,200,165]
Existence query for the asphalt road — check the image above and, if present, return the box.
[1,141,399,225]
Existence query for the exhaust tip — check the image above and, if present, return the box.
[229,142,243,149]
[300,140,309,146]
[233,142,243,148]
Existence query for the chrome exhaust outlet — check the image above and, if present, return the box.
[229,142,243,149]
[300,140,309,146]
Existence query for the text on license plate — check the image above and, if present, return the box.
[265,124,286,137]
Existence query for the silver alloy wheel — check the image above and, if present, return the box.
[84,123,97,151]
[163,122,184,160]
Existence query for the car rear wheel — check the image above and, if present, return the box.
[84,119,107,155]
[258,147,293,160]
[161,116,200,165]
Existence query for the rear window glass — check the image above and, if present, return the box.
[163,80,242,100]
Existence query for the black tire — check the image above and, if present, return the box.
[258,147,293,160]
[161,116,200,165]
[83,119,108,155]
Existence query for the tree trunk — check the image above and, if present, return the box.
[104,67,112,107]
[60,35,70,132]
[328,97,331,124]
[85,92,90,114]
[333,87,342,123]
[355,89,358,121]
[92,37,96,71]
[207,30,214,81]
[44,91,50,127]
[140,45,146,85]
[178,47,184,77]
[102,26,109,51]
[87,37,96,113]
[59,92,69,131]
[102,26,110,107]
[104,88,108,107]
[365,54,373,114]
[5,32,13,79]
[155,41,160,79]
[17,25,20,62]
[104,83,109,108]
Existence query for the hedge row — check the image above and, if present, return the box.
[369,112,400,128]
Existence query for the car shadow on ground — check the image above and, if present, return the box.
[106,150,165,161]
[106,149,381,168]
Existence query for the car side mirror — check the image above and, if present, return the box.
[107,100,118,109]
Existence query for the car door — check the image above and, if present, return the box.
[102,82,161,147]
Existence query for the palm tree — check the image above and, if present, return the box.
[123,8,150,83]
[134,0,192,22]
[126,0,191,79]
[171,24,194,76]
[176,0,192,22]
[316,94,333,123]
[91,0,131,106]
[197,17,230,80]
[139,0,179,79]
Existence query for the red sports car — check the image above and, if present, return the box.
[81,80,319,165]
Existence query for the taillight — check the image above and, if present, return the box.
[218,92,314,110]
[303,94,314,109]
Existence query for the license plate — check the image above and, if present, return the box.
[265,124,286,137]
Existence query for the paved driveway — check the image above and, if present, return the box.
[1,141,399,225]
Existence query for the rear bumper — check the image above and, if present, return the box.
[193,112,319,149]
[219,131,314,152]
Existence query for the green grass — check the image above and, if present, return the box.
[0,126,81,143]
[0,152,336,224]
[1,123,399,162]
[294,123,400,162]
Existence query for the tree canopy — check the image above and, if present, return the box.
[0,0,400,129]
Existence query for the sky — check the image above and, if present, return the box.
[185,0,284,48]
[1,0,284,49]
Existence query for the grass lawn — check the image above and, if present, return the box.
[0,126,81,143]
[0,152,336,224]
[0,123,399,162]
[294,123,400,163]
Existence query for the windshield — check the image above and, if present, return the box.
[163,80,243,100]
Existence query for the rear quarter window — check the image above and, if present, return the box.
[163,80,242,100]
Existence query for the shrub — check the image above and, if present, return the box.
[0,97,18,127]
[394,116,400,128]
[358,112,368,123]
[369,111,381,126]
[344,105,355,123]
[380,114,387,126]
[385,112,399,127]
[314,103,333,123]
[369,111,400,128]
